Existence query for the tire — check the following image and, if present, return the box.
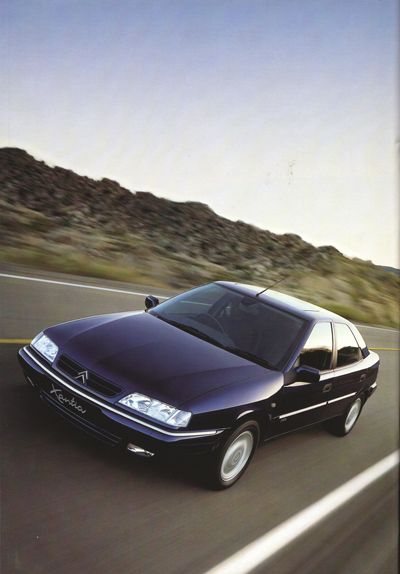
[324,397,364,437]
[206,421,259,490]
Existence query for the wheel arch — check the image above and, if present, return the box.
[233,408,266,443]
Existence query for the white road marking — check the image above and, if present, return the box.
[0,273,169,299]
[356,324,399,333]
[204,451,399,574]
[0,273,398,332]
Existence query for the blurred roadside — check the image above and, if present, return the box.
[1,147,399,328]
[2,262,399,335]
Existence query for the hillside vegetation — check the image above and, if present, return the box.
[0,147,398,327]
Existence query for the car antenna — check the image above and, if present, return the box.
[255,276,287,297]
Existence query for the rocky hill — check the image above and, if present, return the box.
[0,147,398,327]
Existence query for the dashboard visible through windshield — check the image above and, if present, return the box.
[149,283,305,369]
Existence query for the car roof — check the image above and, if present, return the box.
[216,281,351,324]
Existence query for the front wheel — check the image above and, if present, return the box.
[207,421,259,489]
[324,397,363,437]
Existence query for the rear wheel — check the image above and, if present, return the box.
[207,421,259,489]
[324,397,363,437]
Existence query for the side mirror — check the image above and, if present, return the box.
[295,365,320,384]
[145,295,160,310]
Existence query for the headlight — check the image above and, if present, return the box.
[31,332,59,364]
[118,393,192,428]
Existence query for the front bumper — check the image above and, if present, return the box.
[18,346,226,457]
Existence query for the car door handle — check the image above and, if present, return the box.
[322,383,332,393]
[360,374,367,383]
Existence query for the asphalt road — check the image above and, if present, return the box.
[0,269,398,574]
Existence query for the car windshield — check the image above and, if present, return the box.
[149,283,306,369]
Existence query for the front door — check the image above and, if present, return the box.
[270,322,334,436]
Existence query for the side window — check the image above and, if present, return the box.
[297,322,333,371]
[335,323,361,367]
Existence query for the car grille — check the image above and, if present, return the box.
[57,354,122,397]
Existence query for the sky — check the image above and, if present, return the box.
[1,0,398,266]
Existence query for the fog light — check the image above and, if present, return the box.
[126,443,154,457]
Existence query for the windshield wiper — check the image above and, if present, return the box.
[153,315,224,347]
[153,314,275,369]
[223,347,275,370]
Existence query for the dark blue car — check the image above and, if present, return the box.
[18,282,379,488]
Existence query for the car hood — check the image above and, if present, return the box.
[46,311,281,407]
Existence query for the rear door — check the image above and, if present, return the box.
[271,322,335,435]
[325,322,367,417]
